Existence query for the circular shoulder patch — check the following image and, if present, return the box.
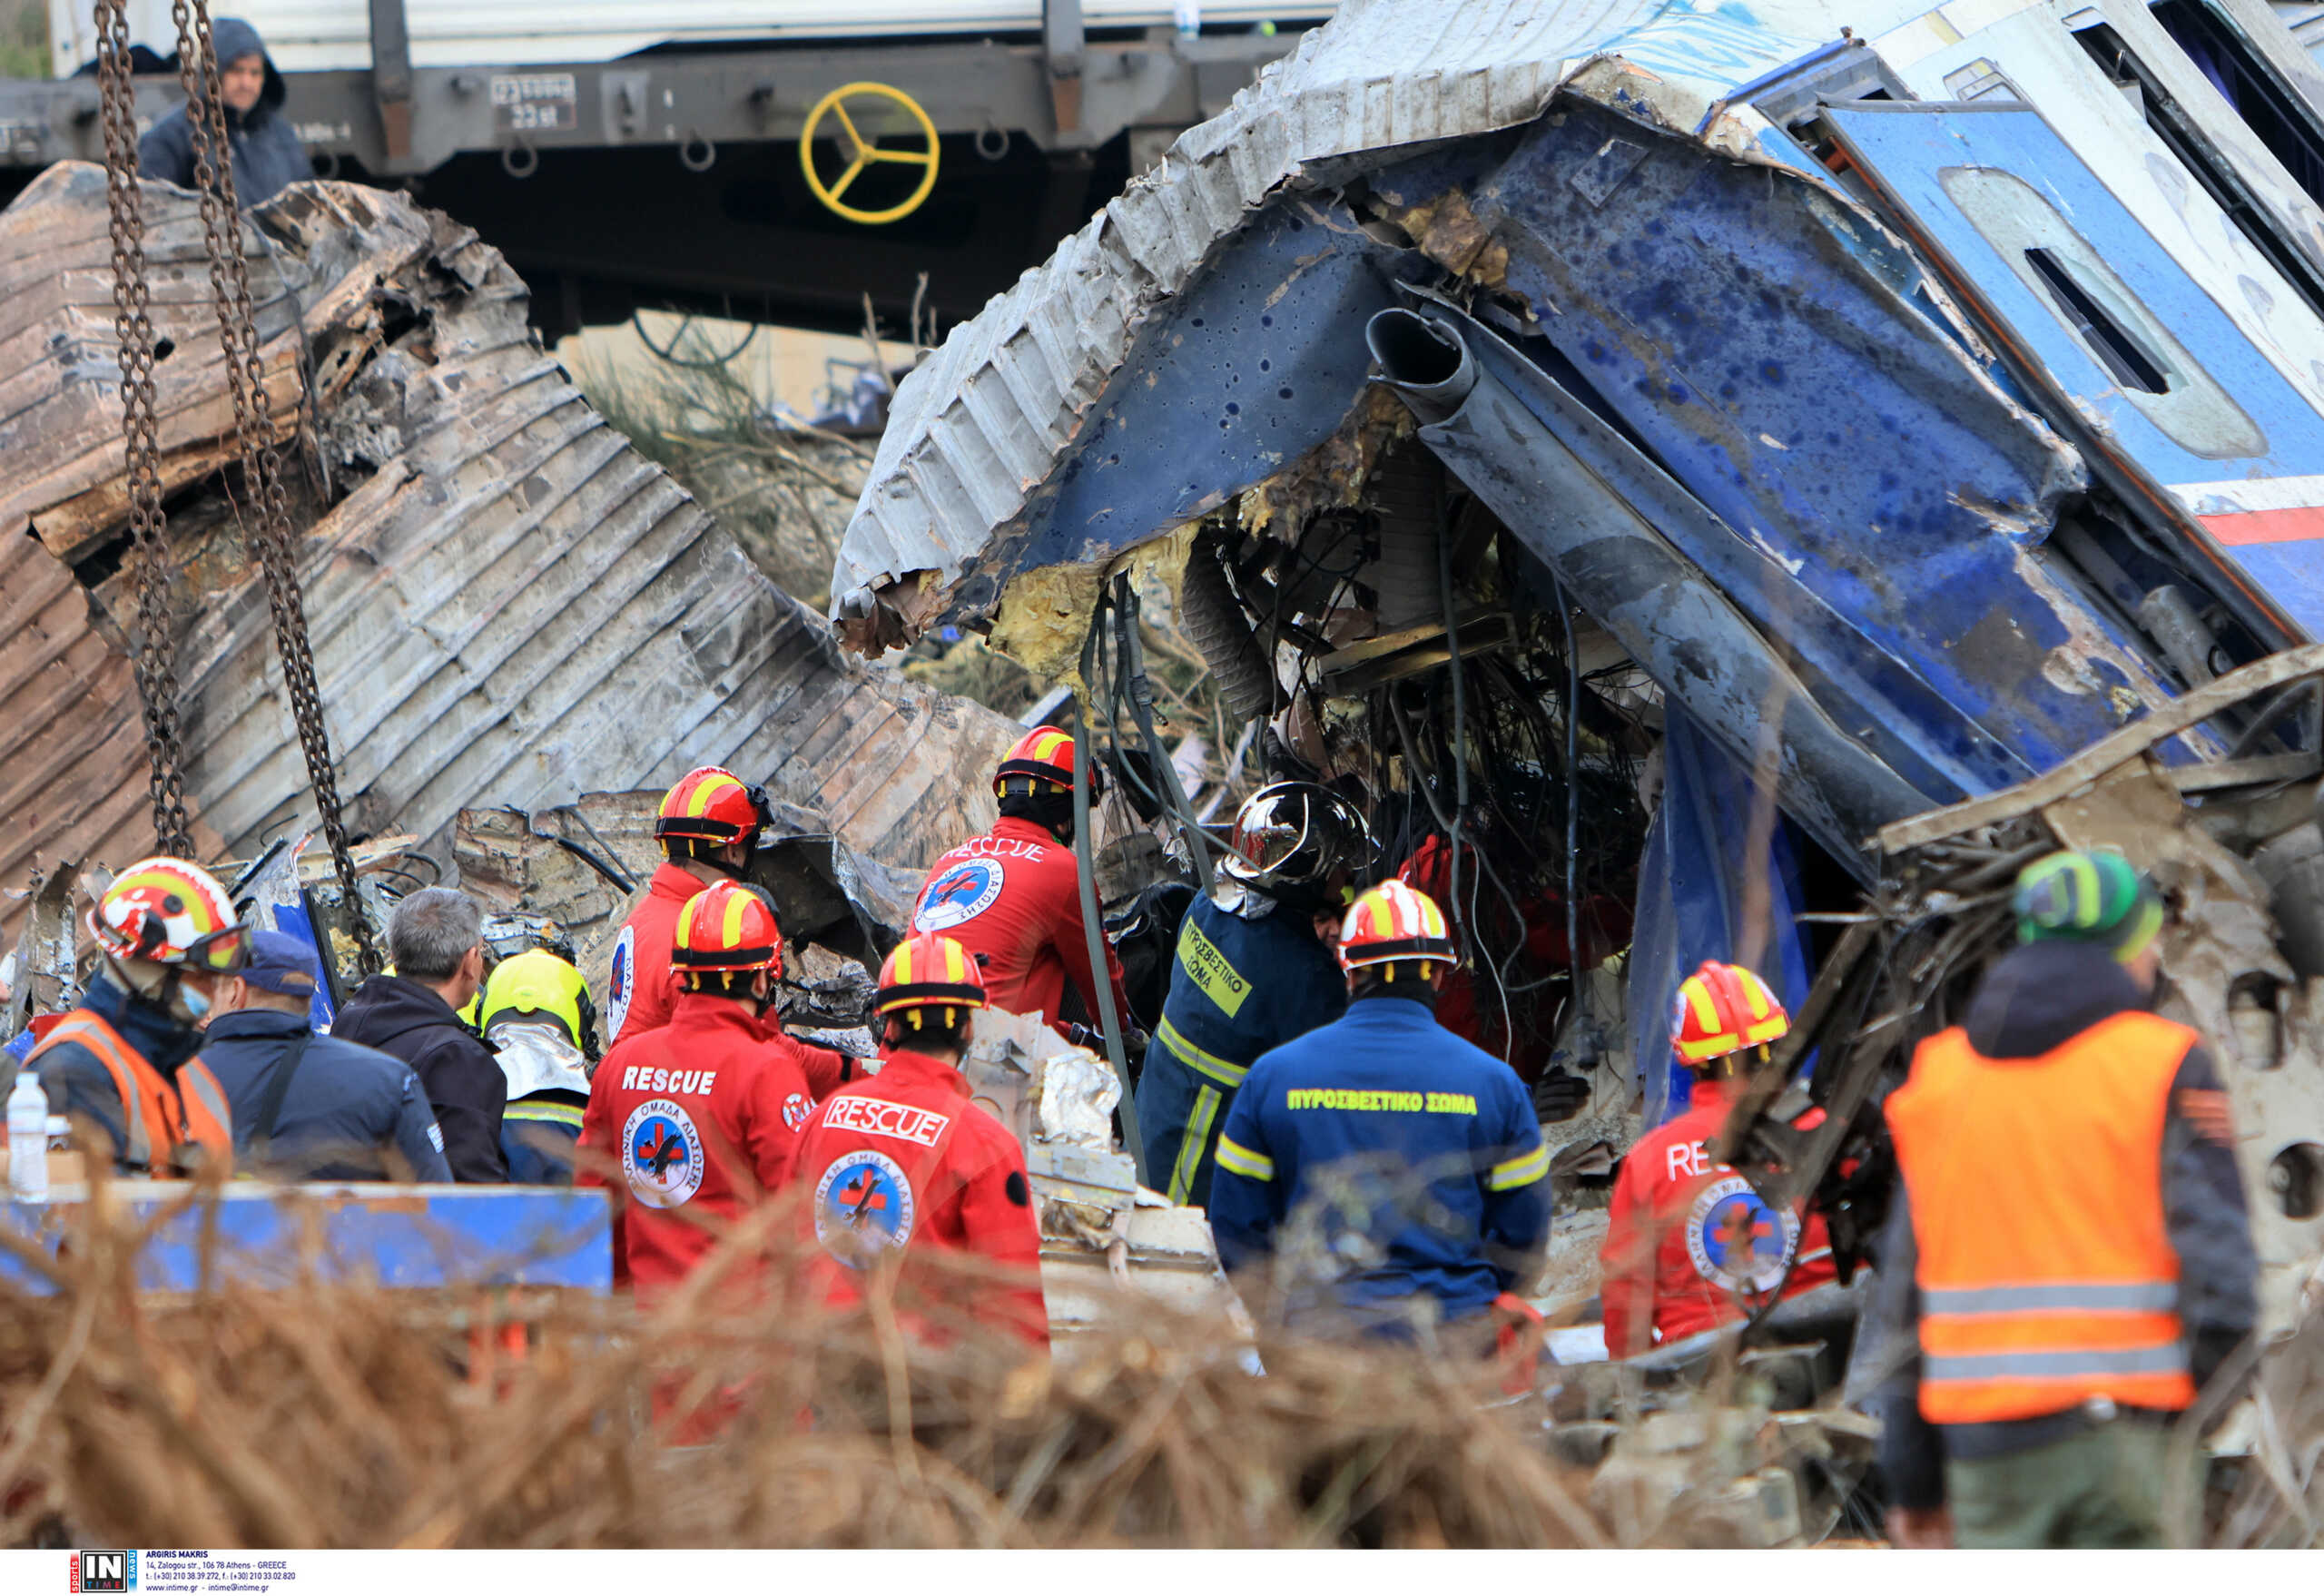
[622,1097,704,1208]
[1684,1173,1798,1295]
[606,924,637,1042]
[812,1150,917,1267]
[915,857,1006,931]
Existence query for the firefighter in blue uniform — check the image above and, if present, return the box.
[1137,783,1371,1208]
[1209,879,1553,1342]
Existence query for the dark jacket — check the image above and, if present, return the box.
[1867,941,2260,1509]
[333,976,508,1183]
[1210,994,1552,1337]
[8,969,206,1170]
[200,1008,453,1183]
[135,18,310,209]
[1137,890,1347,1207]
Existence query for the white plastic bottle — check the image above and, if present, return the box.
[7,1069,48,1203]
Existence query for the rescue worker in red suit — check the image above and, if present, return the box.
[793,931,1049,1349]
[603,764,852,1098]
[578,880,827,1311]
[912,729,1132,1040]
[1598,961,1837,1357]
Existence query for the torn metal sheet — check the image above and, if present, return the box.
[837,0,2324,769]
[0,862,78,1043]
[832,0,1673,647]
[0,163,1022,940]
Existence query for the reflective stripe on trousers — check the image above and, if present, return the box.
[1167,1084,1221,1206]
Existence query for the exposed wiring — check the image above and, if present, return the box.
[1560,580,1582,1005]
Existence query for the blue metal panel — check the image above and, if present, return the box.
[942,199,1409,625]
[1463,100,2213,777]
[1628,706,1814,1127]
[1,1185,613,1295]
[1826,102,2324,637]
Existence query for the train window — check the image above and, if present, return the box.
[2150,0,2324,208]
[2075,19,2324,316]
[1943,164,2269,458]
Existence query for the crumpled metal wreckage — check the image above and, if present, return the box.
[823,0,2324,1510]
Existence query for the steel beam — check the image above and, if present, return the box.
[1043,0,1088,143]
[369,0,416,166]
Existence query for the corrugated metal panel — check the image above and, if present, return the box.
[831,0,1664,643]
[0,520,193,911]
[49,2,1338,73]
[0,163,1019,938]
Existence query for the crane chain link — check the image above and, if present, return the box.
[166,0,380,973]
[94,0,195,857]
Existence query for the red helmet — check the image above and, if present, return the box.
[654,766,767,849]
[876,931,987,1024]
[1670,961,1789,1066]
[671,881,783,977]
[994,727,1088,799]
[1336,880,1456,975]
[87,857,247,972]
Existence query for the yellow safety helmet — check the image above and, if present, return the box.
[478,949,594,1051]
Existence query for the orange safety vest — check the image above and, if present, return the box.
[27,1010,234,1178]
[1886,1010,2196,1424]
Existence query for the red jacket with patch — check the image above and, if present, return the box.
[604,861,853,1098]
[577,991,822,1305]
[912,816,1130,1035]
[1598,1077,1837,1357]
[793,1048,1049,1348]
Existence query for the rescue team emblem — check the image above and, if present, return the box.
[1685,1174,1797,1295]
[916,858,1005,931]
[606,925,636,1041]
[623,1098,704,1208]
[813,1150,917,1266]
[822,1094,950,1147]
[783,1092,814,1133]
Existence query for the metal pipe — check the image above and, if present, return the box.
[1365,309,1476,422]
[1117,575,1216,894]
[1372,303,1926,876]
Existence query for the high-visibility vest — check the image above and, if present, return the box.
[28,1010,234,1178]
[1886,1010,2196,1424]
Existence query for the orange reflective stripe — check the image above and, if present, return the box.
[32,1013,154,1170]
[1889,1011,2195,1424]
[27,1012,233,1177]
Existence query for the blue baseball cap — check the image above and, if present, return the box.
[241,929,321,997]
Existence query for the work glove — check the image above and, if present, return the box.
[1533,1068,1592,1123]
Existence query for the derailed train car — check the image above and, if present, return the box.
[832,0,2324,1318]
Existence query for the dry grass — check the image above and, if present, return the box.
[0,1178,1606,1550]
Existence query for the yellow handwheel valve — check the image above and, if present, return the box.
[799,82,940,225]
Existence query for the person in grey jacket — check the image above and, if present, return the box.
[136,17,310,208]
[201,931,452,1183]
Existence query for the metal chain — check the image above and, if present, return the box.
[94,0,195,856]
[168,1,379,972]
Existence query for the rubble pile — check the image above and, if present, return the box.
[0,1196,1606,1551]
